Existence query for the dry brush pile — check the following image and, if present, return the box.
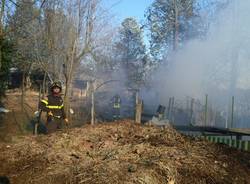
[0,120,250,184]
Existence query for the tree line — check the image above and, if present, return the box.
[0,0,228,107]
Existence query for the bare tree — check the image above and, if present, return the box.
[39,0,113,117]
[0,0,5,70]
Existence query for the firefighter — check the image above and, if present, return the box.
[112,94,121,120]
[39,81,68,133]
[156,105,166,120]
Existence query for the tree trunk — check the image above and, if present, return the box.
[42,72,47,97]
[91,90,95,125]
[135,99,142,124]
[25,74,31,89]
[0,0,5,71]
[173,0,179,51]
[21,72,25,113]
[0,0,5,32]
[64,63,74,119]
[64,38,78,119]
[64,76,71,119]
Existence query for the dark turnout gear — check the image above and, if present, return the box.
[46,118,63,133]
[0,176,10,184]
[40,95,66,119]
[112,95,121,120]
[156,105,166,120]
[39,94,66,133]
[113,95,121,108]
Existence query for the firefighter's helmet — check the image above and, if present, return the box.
[50,81,62,91]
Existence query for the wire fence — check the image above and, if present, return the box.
[69,85,250,129]
[162,95,250,129]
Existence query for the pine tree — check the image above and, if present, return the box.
[8,0,40,80]
[146,0,195,61]
[115,18,148,89]
[7,0,41,111]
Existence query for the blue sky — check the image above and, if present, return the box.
[102,0,154,23]
[102,0,154,47]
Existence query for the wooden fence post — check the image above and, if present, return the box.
[135,99,142,124]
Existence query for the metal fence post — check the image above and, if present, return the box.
[167,97,172,120]
[190,98,194,125]
[204,94,208,126]
[171,97,175,123]
[231,96,234,128]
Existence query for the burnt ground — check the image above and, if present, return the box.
[0,120,250,184]
[0,90,39,141]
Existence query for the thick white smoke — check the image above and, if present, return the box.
[153,0,250,103]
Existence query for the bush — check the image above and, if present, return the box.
[0,37,13,99]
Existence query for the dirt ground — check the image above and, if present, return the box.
[0,120,250,184]
[1,91,250,184]
[0,90,39,140]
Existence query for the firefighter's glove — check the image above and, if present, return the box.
[48,111,53,116]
